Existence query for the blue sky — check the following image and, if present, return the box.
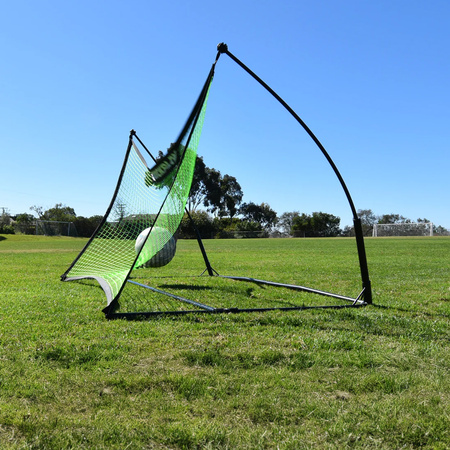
[1,0,449,229]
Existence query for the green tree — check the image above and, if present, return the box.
[187,156,208,212]
[0,208,14,234]
[178,210,215,239]
[30,204,78,236]
[220,174,243,218]
[310,212,341,237]
[292,212,341,237]
[184,154,244,218]
[378,213,407,224]
[0,207,10,226]
[240,202,278,230]
[201,169,243,218]
[38,203,77,222]
[235,220,265,238]
[30,205,44,219]
[202,167,222,215]
[291,213,312,237]
[15,213,35,234]
[278,211,299,236]
[73,215,103,238]
[434,225,449,236]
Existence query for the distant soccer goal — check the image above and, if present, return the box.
[35,220,78,237]
[372,222,433,237]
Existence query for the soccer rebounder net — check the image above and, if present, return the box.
[62,44,372,319]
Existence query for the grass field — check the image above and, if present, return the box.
[0,234,449,449]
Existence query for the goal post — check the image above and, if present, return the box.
[35,220,78,237]
[372,222,433,237]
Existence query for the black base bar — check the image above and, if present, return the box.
[218,275,366,305]
[105,276,368,319]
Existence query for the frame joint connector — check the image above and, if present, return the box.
[217,42,228,54]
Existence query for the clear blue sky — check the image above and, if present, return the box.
[1,0,449,229]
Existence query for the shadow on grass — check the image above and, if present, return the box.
[65,279,104,292]
[159,284,213,292]
[371,302,449,319]
[0,236,6,242]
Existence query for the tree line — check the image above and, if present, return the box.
[343,209,449,237]
[4,204,447,238]
[0,205,103,237]
[1,155,448,237]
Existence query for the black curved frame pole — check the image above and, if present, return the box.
[217,43,372,304]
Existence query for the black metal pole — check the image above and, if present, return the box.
[216,43,372,304]
[185,209,216,276]
[353,217,372,304]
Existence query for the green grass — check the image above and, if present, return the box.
[0,234,449,449]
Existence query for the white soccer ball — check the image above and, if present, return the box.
[135,226,176,268]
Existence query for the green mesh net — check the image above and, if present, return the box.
[62,75,212,312]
